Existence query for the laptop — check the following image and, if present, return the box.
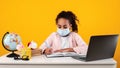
[72,34,119,61]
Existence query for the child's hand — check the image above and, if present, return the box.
[44,48,53,55]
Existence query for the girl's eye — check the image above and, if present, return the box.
[58,27,61,28]
[63,26,67,29]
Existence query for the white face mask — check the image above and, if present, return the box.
[57,28,70,37]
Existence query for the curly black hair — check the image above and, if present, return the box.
[56,11,79,32]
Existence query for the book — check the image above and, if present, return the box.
[46,52,83,58]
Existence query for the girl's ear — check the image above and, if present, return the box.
[69,24,72,31]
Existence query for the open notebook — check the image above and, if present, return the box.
[46,52,85,58]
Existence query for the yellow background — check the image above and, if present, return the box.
[0,0,120,67]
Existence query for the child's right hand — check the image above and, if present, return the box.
[44,48,53,55]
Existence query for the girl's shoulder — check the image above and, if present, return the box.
[70,32,82,38]
[70,32,79,36]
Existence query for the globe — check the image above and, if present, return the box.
[2,32,22,57]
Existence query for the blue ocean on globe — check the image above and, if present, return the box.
[4,33,21,51]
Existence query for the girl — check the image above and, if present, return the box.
[40,11,88,55]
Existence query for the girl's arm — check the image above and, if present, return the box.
[72,33,88,55]
[39,32,55,54]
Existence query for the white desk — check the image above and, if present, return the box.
[0,53,117,68]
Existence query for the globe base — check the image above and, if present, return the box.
[7,52,20,58]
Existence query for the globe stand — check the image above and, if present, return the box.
[7,51,20,58]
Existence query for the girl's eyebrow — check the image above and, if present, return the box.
[58,24,61,26]
[63,25,67,26]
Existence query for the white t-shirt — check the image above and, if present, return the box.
[60,36,70,49]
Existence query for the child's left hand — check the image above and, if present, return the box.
[54,48,74,53]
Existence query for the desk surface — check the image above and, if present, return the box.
[0,53,116,65]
